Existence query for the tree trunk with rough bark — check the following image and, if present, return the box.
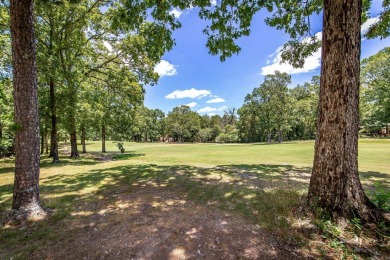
[70,131,79,158]
[49,78,59,162]
[307,0,381,223]
[102,123,106,153]
[81,125,86,153]
[10,0,45,220]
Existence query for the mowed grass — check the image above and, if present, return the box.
[85,139,390,176]
[0,139,389,258]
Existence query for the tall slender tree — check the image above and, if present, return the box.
[10,0,45,219]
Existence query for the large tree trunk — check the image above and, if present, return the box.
[307,0,380,223]
[102,123,106,153]
[49,78,59,162]
[10,0,45,219]
[81,125,86,153]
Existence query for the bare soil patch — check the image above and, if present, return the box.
[30,186,310,259]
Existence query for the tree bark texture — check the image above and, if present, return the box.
[49,78,59,162]
[70,130,79,157]
[81,125,86,153]
[10,0,45,218]
[102,123,106,153]
[307,0,379,223]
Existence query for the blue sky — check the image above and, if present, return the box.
[145,2,390,116]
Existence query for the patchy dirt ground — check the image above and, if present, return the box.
[28,186,310,260]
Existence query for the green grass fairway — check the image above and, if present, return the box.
[83,139,390,175]
[0,139,389,258]
[1,139,389,211]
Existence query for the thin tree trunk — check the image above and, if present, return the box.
[68,96,79,158]
[40,133,44,155]
[70,130,79,157]
[102,123,106,153]
[278,128,283,143]
[81,125,86,153]
[45,132,49,154]
[49,78,59,162]
[267,130,271,143]
[10,0,45,219]
[307,0,380,223]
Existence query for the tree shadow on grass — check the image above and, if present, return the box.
[1,163,389,259]
[0,163,315,258]
[359,171,390,191]
[0,167,14,175]
[112,153,145,160]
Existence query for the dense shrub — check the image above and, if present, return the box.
[0,134,15,158]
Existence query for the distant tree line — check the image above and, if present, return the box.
[121,47,389,144]
[129,72,318,144]
[1,47,389,159]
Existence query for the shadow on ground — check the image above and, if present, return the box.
[0,157,388,259]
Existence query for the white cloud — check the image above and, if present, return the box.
[155,60,177,77]
[103,41,113,52]
[361,17,379,34]
[185,102,197,108]
[169,8,182,18]
[261,32,322,75]
[198,107,217,113]
[198,105,227,113]
[169,6,195,19]
[206,97,226,103]
[210,0,217,5]
[261,16,380,76]
[208,112,216,116]
[166,88,211,99]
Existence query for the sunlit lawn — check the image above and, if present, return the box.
[1,139,389,217]
[0,139,389,258]
[84,139,390,176]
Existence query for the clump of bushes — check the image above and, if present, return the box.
[216,125,239,143]
[0,134,14,158]
[115,141,125,154]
